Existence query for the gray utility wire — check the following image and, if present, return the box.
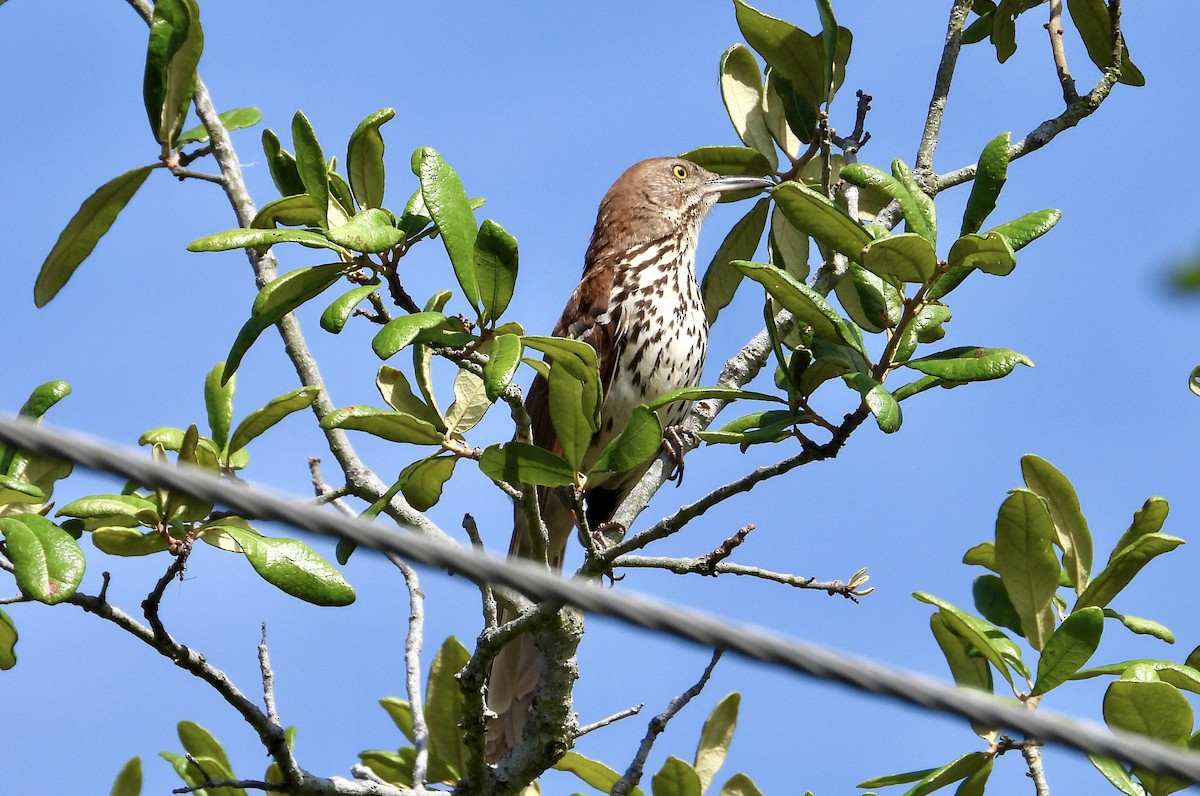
[1,413,1199,784]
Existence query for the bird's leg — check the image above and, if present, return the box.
[662,425,700,486]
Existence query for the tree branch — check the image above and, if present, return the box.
[914,0,976,174]
[390,556,431,793]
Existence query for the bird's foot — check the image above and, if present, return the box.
[662,424,699,486]
[590,521,626,583]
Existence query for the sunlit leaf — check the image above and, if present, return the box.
[346,108,394,209]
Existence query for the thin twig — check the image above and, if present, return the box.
[612,555,867,600]
[611,650,724,796]
[914,0,977,174]
[389,555,431,793]
[575,704,644,738]
[1047,0,1079,103]
[462,514,497,630]
[142,545,190,642]
[258,623,280,727]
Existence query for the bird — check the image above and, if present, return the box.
[485,157,773,763]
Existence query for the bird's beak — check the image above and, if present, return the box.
[705,174,775,195]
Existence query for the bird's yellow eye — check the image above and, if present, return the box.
[671,164,688,180]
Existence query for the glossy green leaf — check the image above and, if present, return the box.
[425,636,470,778]
[591,404,663,474]
[0,608,17,671]
[548,359,597,472]
[291,110,329,226]
[732,0,825,107]
[1088,756,1146,796]
[1076,661,1200,695]
[891,160,938,244]
[770,182,871,262]
[914,592,1017,685]
[961,132,1010,235]
[222,527,354,606]
[0,514,85,605]
[187,227,349,255]
[645,386,784,412]
[1111,498,1169,563]
[994,488,1059,649]
[836,263,899,334]
[947,232,1016,277]
[228,386,318,455]
[903,752,990,796]
[858,768,938,789]
[479,442,576,487]
[733,260,861,352]
[762,70,805,153]
[178,721,233,774]
[378,697,415,744]
[694,693,740,793]
[930,613,993,694]
[989,0,1020,63]
[262,129,305,197]
[143,0,203,146]
[1074,533,1184,611]
[840,162,936,244]
[963,541,998,571]
[34,166,154,307]
[703,198,770,324]
[413,147,480,310]
[652,756,702,796]
[445,369,490,435]
[177,106,261,145]
[678,146,773,177]
[251,194,325,229]
[320,406,443,446]
[814,0,838,99]
[971,574,1023,636]
[554,752,635,795]
[372,312,449,360]
[843,372,901,433]
[483,334,523,401]
[377,365,445,430]
[1105,610,1175,644]
[1066,0,1145,86]
[325,208,403,253]
[862,233,936,283]
[719,45,777,170]
[92,527,171,557]
[397,456,457,512]
[1104,679,1192,796]
[905,346,1032,382]
[320,279,380,334]
[475,219,519,323]
[989,209,1061,251]
[346,108,394,210]
[769,205,810,282]
[202,362,235,449]
[1021,454,1092,594]
[952,757,993,796]
[894,303,952,362]
[108,756,142,796]
[57,493,159,525]
[1033,607,1104,695]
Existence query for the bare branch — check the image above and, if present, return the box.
[575,704,644,738]
[258,623,279,727]
[1047,0,1079,103]
[389,556,431,793]
[915,0,977,174]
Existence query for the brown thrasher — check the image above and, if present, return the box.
[485,157,773,763]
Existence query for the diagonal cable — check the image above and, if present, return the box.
[1,413,1199,783]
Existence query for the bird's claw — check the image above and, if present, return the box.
[591,521,626,584]
[662,425,699,486]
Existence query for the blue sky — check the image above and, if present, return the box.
[2,2,1199,794]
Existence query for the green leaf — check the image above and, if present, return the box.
[964,541,997,570]
[905,346,1032,382]
[321,406,444,446]
[953,758,993,796]
[483,334,523,401]
[108,757,142,796]
[694,693,740,793]
[262,129,305,197]
[961,132,1011,235]
[719,45,777,170]
[914,592,1018,686]
[396,456,457,512]
[971,574,1023,636]
[379,697,415,744]
[645,386,784,412]
[947,232,1016,277]
[1105,610,1175,644]
[372,312,450,360]
[445,369,491,436]
[177,106,261,145]
[836,263,899,334]
[425,637,470,778]
[377,366,445,430]
[652,756,702,796]
[34,166,155,307]
[733,260,862,351]
[556,752,640,795]
[890,160,938,244]
[591,405,663,474]
[732,0,825,108]
[325,208,403,253]
[703,198,771,324]
[1074,533,1185,611]
[1066,0,1145,86]
[0,514,85,605]
[549,359,598,471]
[228,386,319,455]
[862,233,937,283]
[143,0,203,146]
[320,279,381,334]
[1021,454,1092,594]
[771,182,871,263]
[346,108,394,210]
[0,608,17,670]
[57,493,159,525]
[1076,661,1200,695]
[902,752,990,796]
[719,772,763,796]
[678,146,773,177]
[178,721,233,773]
[895,303,952,363]
[413,147,480,310]
[1104,679,1192,796]
[858,768,938,789]
[762,70,807,152]
[994,488,1059,649]
[892,375,947,403]
[251,194,325,229]
[204,363,235,449]
[479,442,576,487]
[223,527,354,606]
[843,372,901,433]
[475,219,519,323]
[840,163,935,244]
[769,205,810,282]
[292,110,330,226]
[92,527,171,557]
[989,0,1020,63]
[1111,498,1169,563]
[1033,607,1104,695]
[187,227,349,255]
[1089,756,1146,796]
[930,613,993,694]
[988,209,1062,252]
